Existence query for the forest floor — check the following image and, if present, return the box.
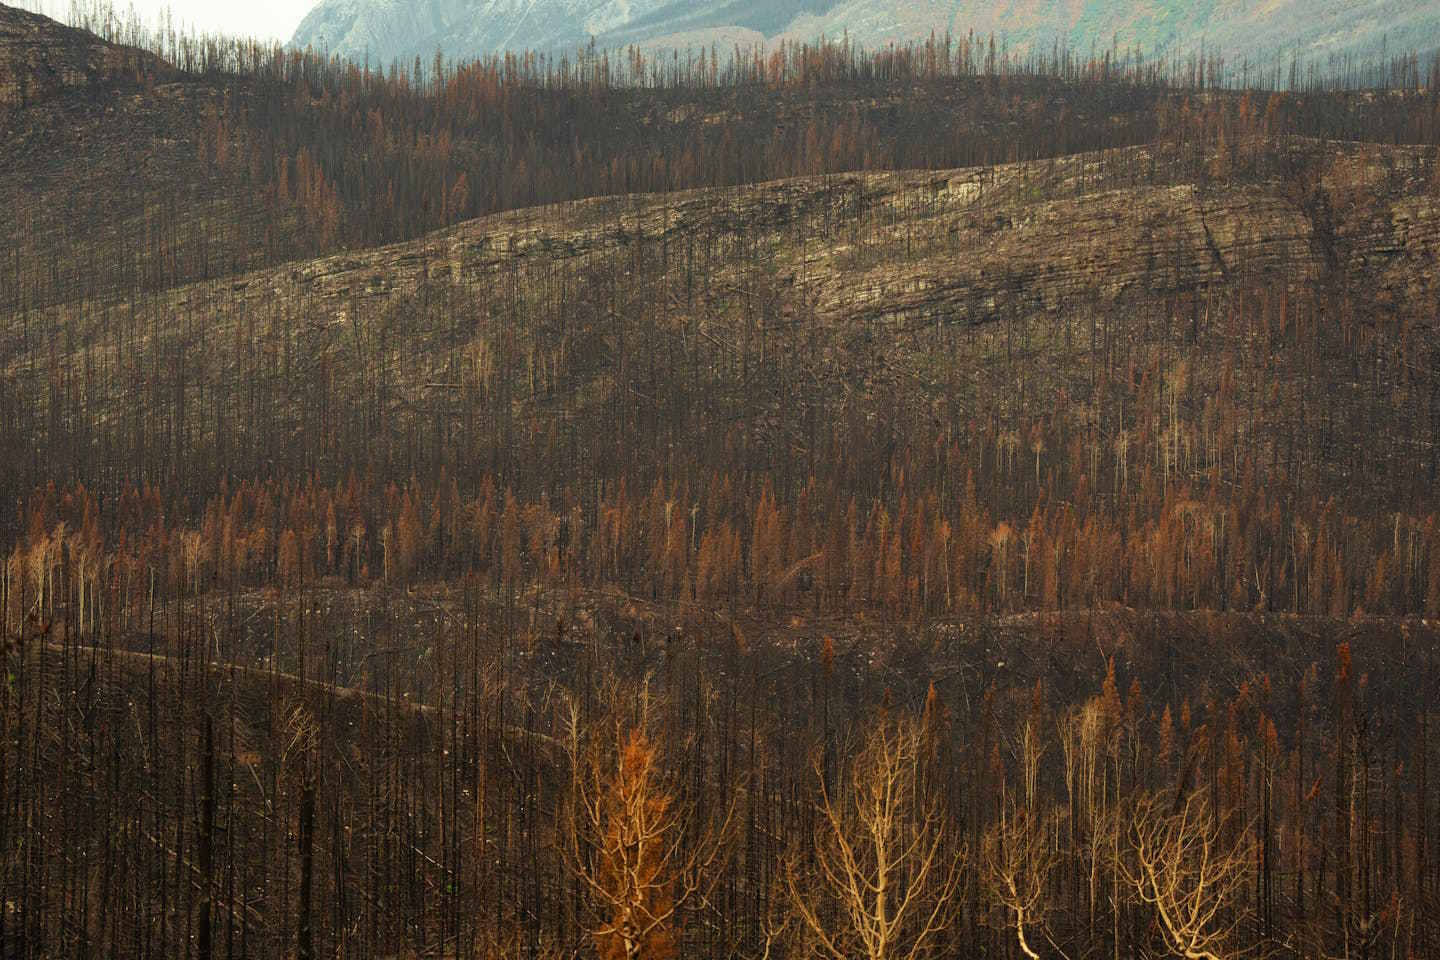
[32,584,1438,738]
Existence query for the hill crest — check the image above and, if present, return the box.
[0,2,169,108]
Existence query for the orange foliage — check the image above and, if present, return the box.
[593,731,679,960]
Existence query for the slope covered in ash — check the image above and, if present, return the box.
[5,137,1437,524]
[0,1,169,107]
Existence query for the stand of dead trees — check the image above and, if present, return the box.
[4,4,1440,957]
[2,613,1436,958]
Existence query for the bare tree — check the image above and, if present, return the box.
[787,715,965,960]
[984,802,1064,960]
[1119,790,1253,960]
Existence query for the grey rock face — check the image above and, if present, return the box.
[292,0,664,64]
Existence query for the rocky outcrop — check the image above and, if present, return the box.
[159,141,1438,339]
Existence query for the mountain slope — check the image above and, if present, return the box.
[6,136,1438,515]
[291,0,674,64]
[292,0,1440,71]
[0,3,321,317]
[788,0,1440,65]
[0,1,170,107]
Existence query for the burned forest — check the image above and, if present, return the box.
[3,1,1440,957]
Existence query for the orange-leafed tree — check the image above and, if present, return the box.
[563,695,734,960]
[594,731,678,960]
[751,484,786,606]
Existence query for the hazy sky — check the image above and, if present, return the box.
[19,0,313,43]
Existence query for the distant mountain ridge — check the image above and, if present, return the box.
[292,0,1440,73]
